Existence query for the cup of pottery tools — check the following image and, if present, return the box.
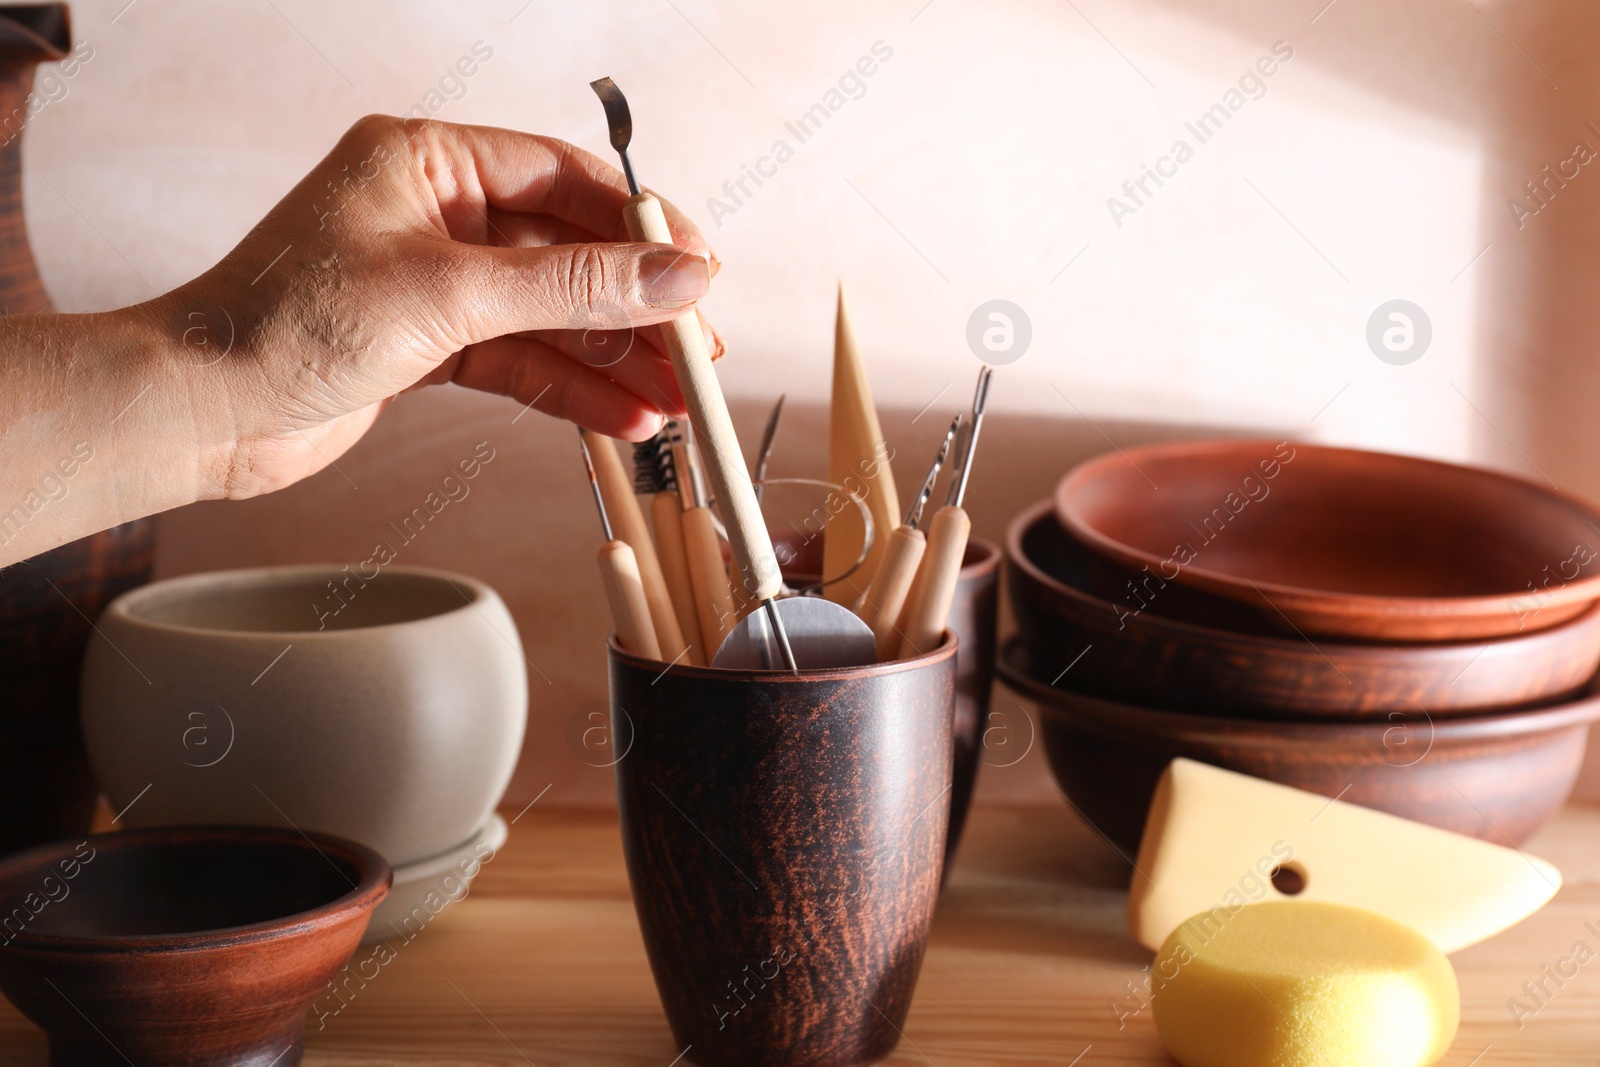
[609,636,957,1067]
[802,531,1001,876]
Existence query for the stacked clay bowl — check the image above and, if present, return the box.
[1002,440,1600,853]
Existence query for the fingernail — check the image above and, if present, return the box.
[641,250,710,309]
[705,323,725,362]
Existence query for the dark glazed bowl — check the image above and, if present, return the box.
[1054,439,1600,641]
[1009,500,1600,717]
[610,636,957,1067]
[998,640,1600,855]
[0,826,390,1067]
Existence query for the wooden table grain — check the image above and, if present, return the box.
[3,804,1599,1065]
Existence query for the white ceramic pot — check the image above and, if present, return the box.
[81,565,526,868]
[364,813,509,943]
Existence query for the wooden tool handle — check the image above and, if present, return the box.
[681,504,736,655]
[622,192,782,604]
[854,525,927,662]
[580,429,685,659]
[896,506,971,659]
[598,540,661,660]
[650,491,704,666]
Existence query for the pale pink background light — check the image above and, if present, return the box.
[25,0,1600,806]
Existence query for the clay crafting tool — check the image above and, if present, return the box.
[591,77,874,671]
[824,283,899,604]
[579,428,685,660]
[752,393,785,506]
[673,422,737,659]
[855,415,959,661]
[1129,759,1562,955]
[944,366,991,509]
[634,423,705,665]
[579,431,661,660]
[896,368,992,658]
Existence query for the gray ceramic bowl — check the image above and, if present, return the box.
[80,565,527,868]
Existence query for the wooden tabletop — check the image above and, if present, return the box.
[3,803,1599,1065]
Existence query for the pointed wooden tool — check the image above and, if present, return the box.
[824,283,898,605]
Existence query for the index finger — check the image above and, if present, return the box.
[404,118,716,264]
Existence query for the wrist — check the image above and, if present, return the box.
[121,292,257,503]
[90,300,239,508]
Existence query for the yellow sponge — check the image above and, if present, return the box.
[1153,901,1459,1067]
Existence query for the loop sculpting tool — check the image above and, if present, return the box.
[590,77,874,672]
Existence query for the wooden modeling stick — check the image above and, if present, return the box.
[894,506,971,659]
[591,76,794,668]
[824,283,899,606]
[579,432,660,660]
[896,368,991,659]
[634,423,704,665]
[675,426,737,657]
[855,415,960,661]
[580,428,685,661]
[591,76,874,670]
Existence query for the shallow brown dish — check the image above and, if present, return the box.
[0,825,389,1067]
[1010,500,1600,717]
[997,640,1600,855]
[1054,439,1600,641]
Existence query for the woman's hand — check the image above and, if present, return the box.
[0,116,720,566]
[158,114,719,498]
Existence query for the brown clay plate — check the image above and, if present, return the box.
[1054,439,1600,641]
[1008,499,1600,718]
[998,639,1600,854]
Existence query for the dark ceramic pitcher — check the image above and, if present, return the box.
[0,3,154,857]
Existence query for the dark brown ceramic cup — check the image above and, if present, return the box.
[943,538,1000,871]
[774,538,1000,878]
[609,636,958,1067]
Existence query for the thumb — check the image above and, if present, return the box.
[430,240,711,342]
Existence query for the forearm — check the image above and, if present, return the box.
[0,304,225,567]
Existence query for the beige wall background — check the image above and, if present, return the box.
[25,0,1600,805]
